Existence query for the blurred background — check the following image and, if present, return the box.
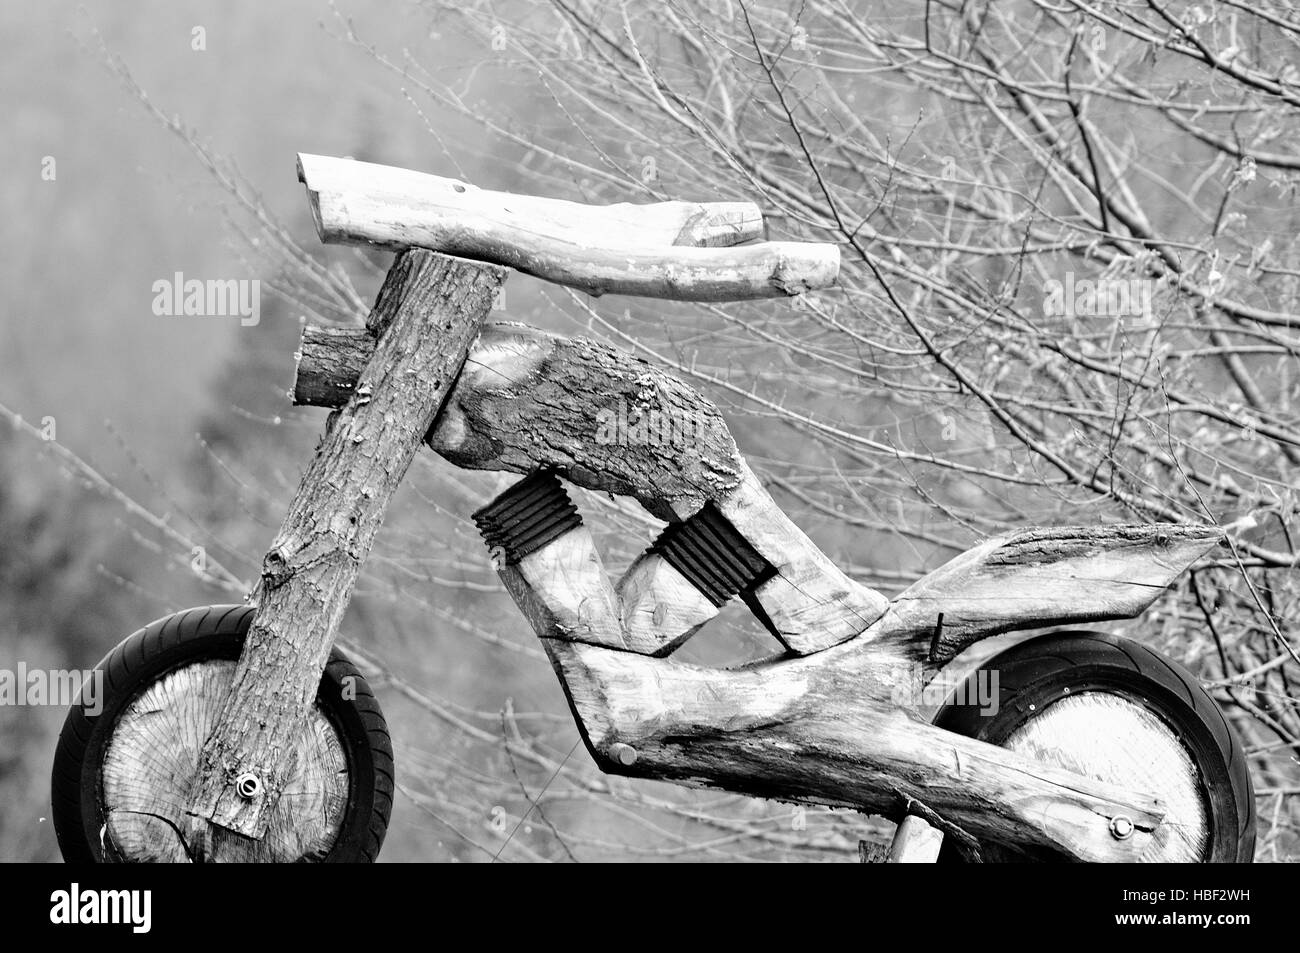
[2,0,1297,862]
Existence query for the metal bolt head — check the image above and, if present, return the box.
[1109,815,1134,840]
[609,742,638,767]
[235,772,263,800]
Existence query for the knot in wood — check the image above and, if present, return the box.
[261,549,294,590]
[633,373,658,403]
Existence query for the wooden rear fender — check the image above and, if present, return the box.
[864,524,1225,665]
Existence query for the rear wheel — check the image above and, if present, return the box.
[52,605,394,863]
[933,630,1254,862]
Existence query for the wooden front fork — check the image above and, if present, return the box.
[182,251,507,846]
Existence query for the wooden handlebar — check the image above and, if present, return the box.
[297,153,839,301]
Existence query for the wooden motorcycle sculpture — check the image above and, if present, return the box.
[52,155,1255,863]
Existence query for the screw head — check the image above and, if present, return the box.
[609,743,638,767]
[1110,815,1134,840]
[235,772,263,800]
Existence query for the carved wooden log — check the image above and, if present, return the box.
[298,153,839,301]
[297,322,888,651]
[471,477,1173,861]
[868,524,1224,665]
[543,636,1165,863]
[298,153,766,250]
[296,327,1215,658]
[185,251,506,844]
[297,322,744,521]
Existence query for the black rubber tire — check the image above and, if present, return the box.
[933,630,1255,863]
[51,604,394,863]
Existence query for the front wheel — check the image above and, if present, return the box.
[52,605,394,862]
[933,630,1255,862]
